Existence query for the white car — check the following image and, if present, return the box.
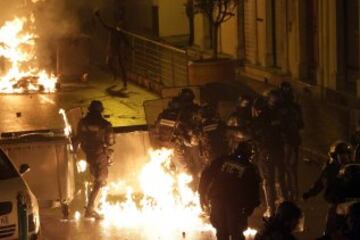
[0,149,40,240]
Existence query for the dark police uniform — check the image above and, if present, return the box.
[77,113,114,184]
[199,105,227,166]
[253,102,287,215]
[280,100,304,201]
[303,141,353,236]
[75,102,115,218]
[199,144,261,240]
[154,93,202,188]
[226,106,253,152]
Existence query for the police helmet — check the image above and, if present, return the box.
[233,141,254,162]
[275,201,302,223]
[88,100,104,113]
[237,95,252,108]
[168,96,181,109]
[329,141,352,161]
[280,81,295,101]
[179,88,195,102]
[280,81,293,93]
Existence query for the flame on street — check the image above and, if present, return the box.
[57,107,258,238]
[97,148,215,239]
[0,16,57,93]
[72,148,255,239]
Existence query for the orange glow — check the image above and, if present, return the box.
[243,227,258,240]
[0,16,57,93]
[98,148,214,238]
[74,148,258,238]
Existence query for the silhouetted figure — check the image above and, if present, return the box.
[255,201,303,240]
[199,141,261,240]
[252,92,288,216]
[226,95,253,152]
[279,81,304,201]
[74,100,115,220]
[303,141,353,236]
[95,11,131,89]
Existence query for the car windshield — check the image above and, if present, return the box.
[0,150,19,180]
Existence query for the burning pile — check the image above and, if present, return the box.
[72,148,257,239]
[0,16,57,93]
[97,148,215,239]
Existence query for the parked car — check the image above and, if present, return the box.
[0,148,40,240]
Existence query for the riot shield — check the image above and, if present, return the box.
[143,98,172,147]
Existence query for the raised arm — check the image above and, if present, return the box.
[95,11,115,31]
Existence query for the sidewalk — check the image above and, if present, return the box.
[0,68,158,134]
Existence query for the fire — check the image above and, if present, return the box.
[92,148,257,239]
[98,148,214,238]
[0,16,57,93]
[58,107,257,238]
[243,228,258,240]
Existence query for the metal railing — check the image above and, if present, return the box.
[121,30,189,88]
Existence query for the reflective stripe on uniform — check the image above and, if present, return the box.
[221,161,246,178]
[159,119,176,127]
[203,124,218,132]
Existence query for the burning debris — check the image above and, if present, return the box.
[69,147,257,239]
[97,149,212,236]
[0,16,57,93]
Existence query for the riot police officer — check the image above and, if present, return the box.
[226,95,253,152]
[252,94,288,216]
[197,104,227,166]
[303,141,353,201]
[279,82,304,201]
[199,141,261,240]
[154,88,202,188]
[323,158,360,239]
[303,141,352,235]
[74,100,115,219]
[153,96,182,148]
[255,201,303,240]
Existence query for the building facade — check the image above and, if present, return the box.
[192,0,360,99]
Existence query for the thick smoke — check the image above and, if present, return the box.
[0,0,123,72]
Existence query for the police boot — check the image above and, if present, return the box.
[85,182,104,220]
[84,208,104,220]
